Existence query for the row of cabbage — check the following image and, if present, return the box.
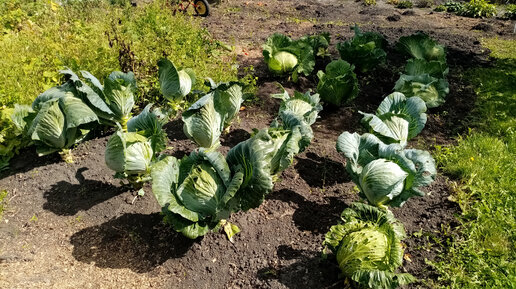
[263,29,449,288]
[6,55,325,241]
[328,34,449,288]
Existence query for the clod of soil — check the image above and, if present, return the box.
[402,10,417,16]
[472,22,493,32]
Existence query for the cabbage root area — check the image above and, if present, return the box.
[0,0,513,288]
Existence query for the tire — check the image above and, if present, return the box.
[194,0,210,17]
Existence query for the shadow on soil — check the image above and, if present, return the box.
[164,118,188,141]
[70,213,195,273]
[257,245,342,289]
[43,167,126,216]
[295,152,349,188]
[267,189,348,233]
[221,128,251,147]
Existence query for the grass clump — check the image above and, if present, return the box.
[396,0,414,8]
[432,38,516,288]
[457,0,497,18]
[0,190,7,220]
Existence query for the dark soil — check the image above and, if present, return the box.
[0,0,511,288]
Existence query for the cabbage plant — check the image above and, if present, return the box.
[263,33,328,81]
[323,202,415,289]
[316,59,359,106]
[151,151,244,239]
[271,85,322,127]
[397,32,446,63]
[182,81,245,150]
[26,83,99,162]
[105,128,154,188]
[337,132,436,207]
[394,74,449,108]
[158,58,196,103]
[127,104,169,155]
[61,69,137,130]
[360,92,427,146]
[337,25,387,73]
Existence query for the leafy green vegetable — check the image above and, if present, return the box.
[397,33,446,63]
[105,128,153,187]
[151,151,244,239]
[0,105,33,170]
[61,68,137,130]
[158,58,196,103]
[337,25,387,73]
[127,104,169,155]
[26,84,98,161]
[316,59,359,106]
[336,132,436,207]
[393,74,449,108]
[263,33,329,81]
[271,85,322,127]
[323,202,415,289]
[360,92,427,146]
[182,81,245,149]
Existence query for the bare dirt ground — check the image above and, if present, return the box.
[1,0,514,288]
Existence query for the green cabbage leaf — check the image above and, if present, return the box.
[317,59,359,106]
[393,74,449,108]
[337,25,387,73]
[158,58,196,103]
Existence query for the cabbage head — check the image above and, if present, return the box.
[394,74,449,108]
[323,202,415,289]
[397,32,446,64]
[27,84,98,161]
[271,85,322,127]
[337,132,436,207]
[317,59,359,106]
[263,33,316,81]
[337,25,387,73]
[404,58,448,79]
[105,129,153,184]
[61,69,136,130]
[158,58,196,103]
[360,92,427,146]
[151,151,244,239]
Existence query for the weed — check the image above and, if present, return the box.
[458,0,498,18]
[0,190,7,220]
[396,1,414,8]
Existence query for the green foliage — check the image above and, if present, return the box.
[316,60,359,107]
[432,39,516,288]
[0,190,7,220]
[457,0,497,18]
[396,1,414,8]
[393,74,449,108]
[0,0,237,107]
[0,106,32,169]
[442,1,465,12]
[262,33,329,81]
[397,33,447,64]
[434,4,447,11]
[337,25,387,73]
[323,203,415,289]
[363,0,377,6]
[503,4,516,19]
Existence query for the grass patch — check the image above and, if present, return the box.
[0,0,238,107]
[0,190,7,220]
[432,38,516,288]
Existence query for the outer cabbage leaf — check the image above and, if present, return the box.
[158,58,196,102]
[182,94,222,149]
[336,132,383,181]
[323,203,414,289]
[226,130,275,211]
[394,74,449,108]
[337,25,387,73]
[317,59,359,106]
[397,32,446,63]
[360,92,427,146]
[210,81,245,130]
[298,32,331,57]
[127,104,169,154]
[151,151,244,239]
[404,58,448,79]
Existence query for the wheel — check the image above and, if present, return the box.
[194,0,210,17]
